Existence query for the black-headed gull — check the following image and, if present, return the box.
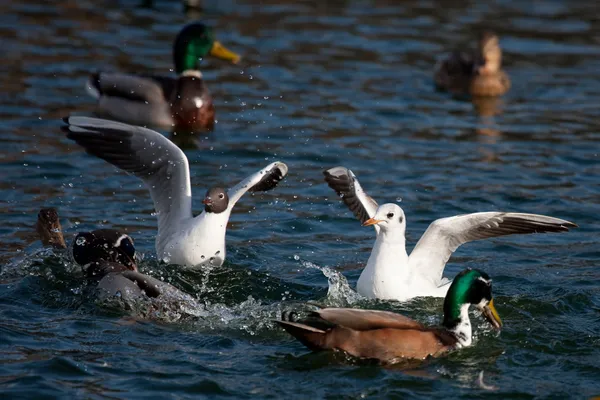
[63,116,288,268]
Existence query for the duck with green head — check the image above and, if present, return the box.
[277,268,502,362]
[87,22,240,133]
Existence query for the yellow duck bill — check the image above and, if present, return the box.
[210,41,241,64]
[481,299,502,329]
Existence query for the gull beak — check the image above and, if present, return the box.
[480,299,502,330]
[362,218,384,227]
[202,198,212,205]
[210,41,241,64]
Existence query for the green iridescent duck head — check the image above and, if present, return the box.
[443,268,502,331]
[173,22,240,74]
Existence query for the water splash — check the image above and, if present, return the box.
[301,260,362,306]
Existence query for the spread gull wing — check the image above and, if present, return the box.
[316,308,424,331]
[323,166,379,230]
[226,162,288,211]
[409,212,577,283]
[63,116,192,232]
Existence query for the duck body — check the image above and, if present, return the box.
[434,32,511,97]
[35,208,197,307]
[280,310,455,361]
[86,22,239,133]
[278,269,503,362]
[88,70,215,132]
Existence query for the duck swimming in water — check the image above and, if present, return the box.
[86,22,240,133]
[434,31,510,97]
[36,208,198,307]
[277,268,502,363]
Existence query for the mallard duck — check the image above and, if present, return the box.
[36,208,195,303]
[277,268,502,362]
[434,31,510,97]
[323,166,576,301]
[86,22,240,133]
[62,116,288,268]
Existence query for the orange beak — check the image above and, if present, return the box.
[362,218,383,227]
[202,198,212,205]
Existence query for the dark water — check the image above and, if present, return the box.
[1,0,599,398]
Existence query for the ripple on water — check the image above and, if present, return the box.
[1,0,600,397]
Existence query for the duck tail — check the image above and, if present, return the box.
[85,72,102,99]
[275,320,328,351]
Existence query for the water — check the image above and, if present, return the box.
[1,0,599,398]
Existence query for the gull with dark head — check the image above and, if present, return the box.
[63,116,288,268]
[324,166,577,301]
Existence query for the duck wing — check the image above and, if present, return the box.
[315,308,424,331]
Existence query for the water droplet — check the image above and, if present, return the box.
[396,197,403,202]
[293,255,300,261]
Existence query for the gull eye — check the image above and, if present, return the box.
[218,193,225,199]
[386,212,394,219]
[399,216,404,223]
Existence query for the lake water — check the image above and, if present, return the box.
[1,0,599,398]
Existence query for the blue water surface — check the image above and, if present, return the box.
[1,0,599,398]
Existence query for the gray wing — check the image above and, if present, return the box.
[63,116,192,231]
[409,212,577,283]
[86,72,167,103]
[86,72,174,127]
[226,162,288,211]
[316,308,424,331]
[323,166,379,232]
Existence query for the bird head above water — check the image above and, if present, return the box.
[202,186,229,213]
[173,22,241,74]
[443,268,502,334]
[476,31,502,75]
[72,230,138,276]
[36,208,67,249]
[362,203,406,235]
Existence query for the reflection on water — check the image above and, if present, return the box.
[1,0,600,398]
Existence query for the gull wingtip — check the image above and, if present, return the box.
[565,221,578,229]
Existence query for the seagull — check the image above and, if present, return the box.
[63,116,288,268]
[324,166,577,301]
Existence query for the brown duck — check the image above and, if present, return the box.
[86,22,240,133]
[434,31,510,97]
[276,269,502,362]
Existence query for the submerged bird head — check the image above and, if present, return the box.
[202,186,229,213]
[476,31,502,75]
[443,268,502,330]
[72,230,138,277]
[362,203,406,235]
[173,22,240,74]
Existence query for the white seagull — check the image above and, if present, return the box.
[324,166,577,301]
[63,116,288,268]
